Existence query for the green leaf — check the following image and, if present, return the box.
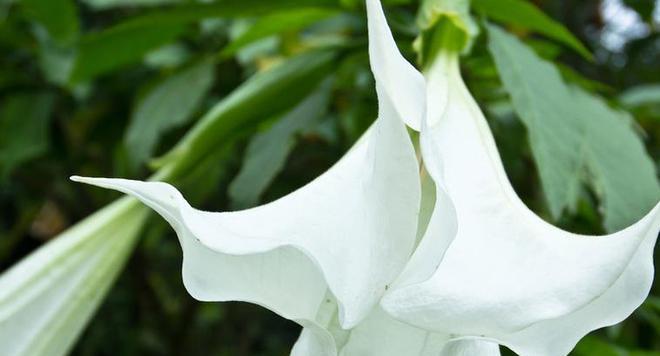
[573,336,625,356]
[418,0,475,34]
[32,25,76,86]
[488,42,585,218]
[98,0,335,25]
[144,43,190,69]
[473,0,592,60]
[487,24,660,231]
[619,84,660,109]
[159,49,337,181]
[574,89,660,231]
[70,0,336,82]
[574,335,660,356]
[0,198,148,356]
[0,92,54,179]
[416,0,478,61]
[637,298,660,335]
[81,0,182,10]
[125,59,215,169]
[20,0,79,45]
[556,63,613,94]
[228,83,331,209]
[70,25,186,83]
[222,7,339,57]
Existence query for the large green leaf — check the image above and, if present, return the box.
[487,24,659,231]
[125,59,215,169]
[222,7,340,57]
[70,24,186,83]
[0,198,148,356]
[572,89,660,231]
[473,0,592,59]
[20,0,79,45]
[228,83,331,208]
[70,0,336,82]
[0,92,54,179]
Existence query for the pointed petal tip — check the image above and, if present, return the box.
[69,175,116,189]
[69,175,103,186]
[68,176,161,204]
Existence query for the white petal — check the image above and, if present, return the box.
[382,53,660,356]
[366,0,426,130]
[71,63,420,329]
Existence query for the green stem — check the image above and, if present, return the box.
[420,18,465,71]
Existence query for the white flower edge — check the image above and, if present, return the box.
[382,49,660,356]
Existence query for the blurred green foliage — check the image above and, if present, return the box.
[0,0,658,355]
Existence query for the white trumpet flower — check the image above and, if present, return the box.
[72,0,660,355]
[381,24,660,356]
